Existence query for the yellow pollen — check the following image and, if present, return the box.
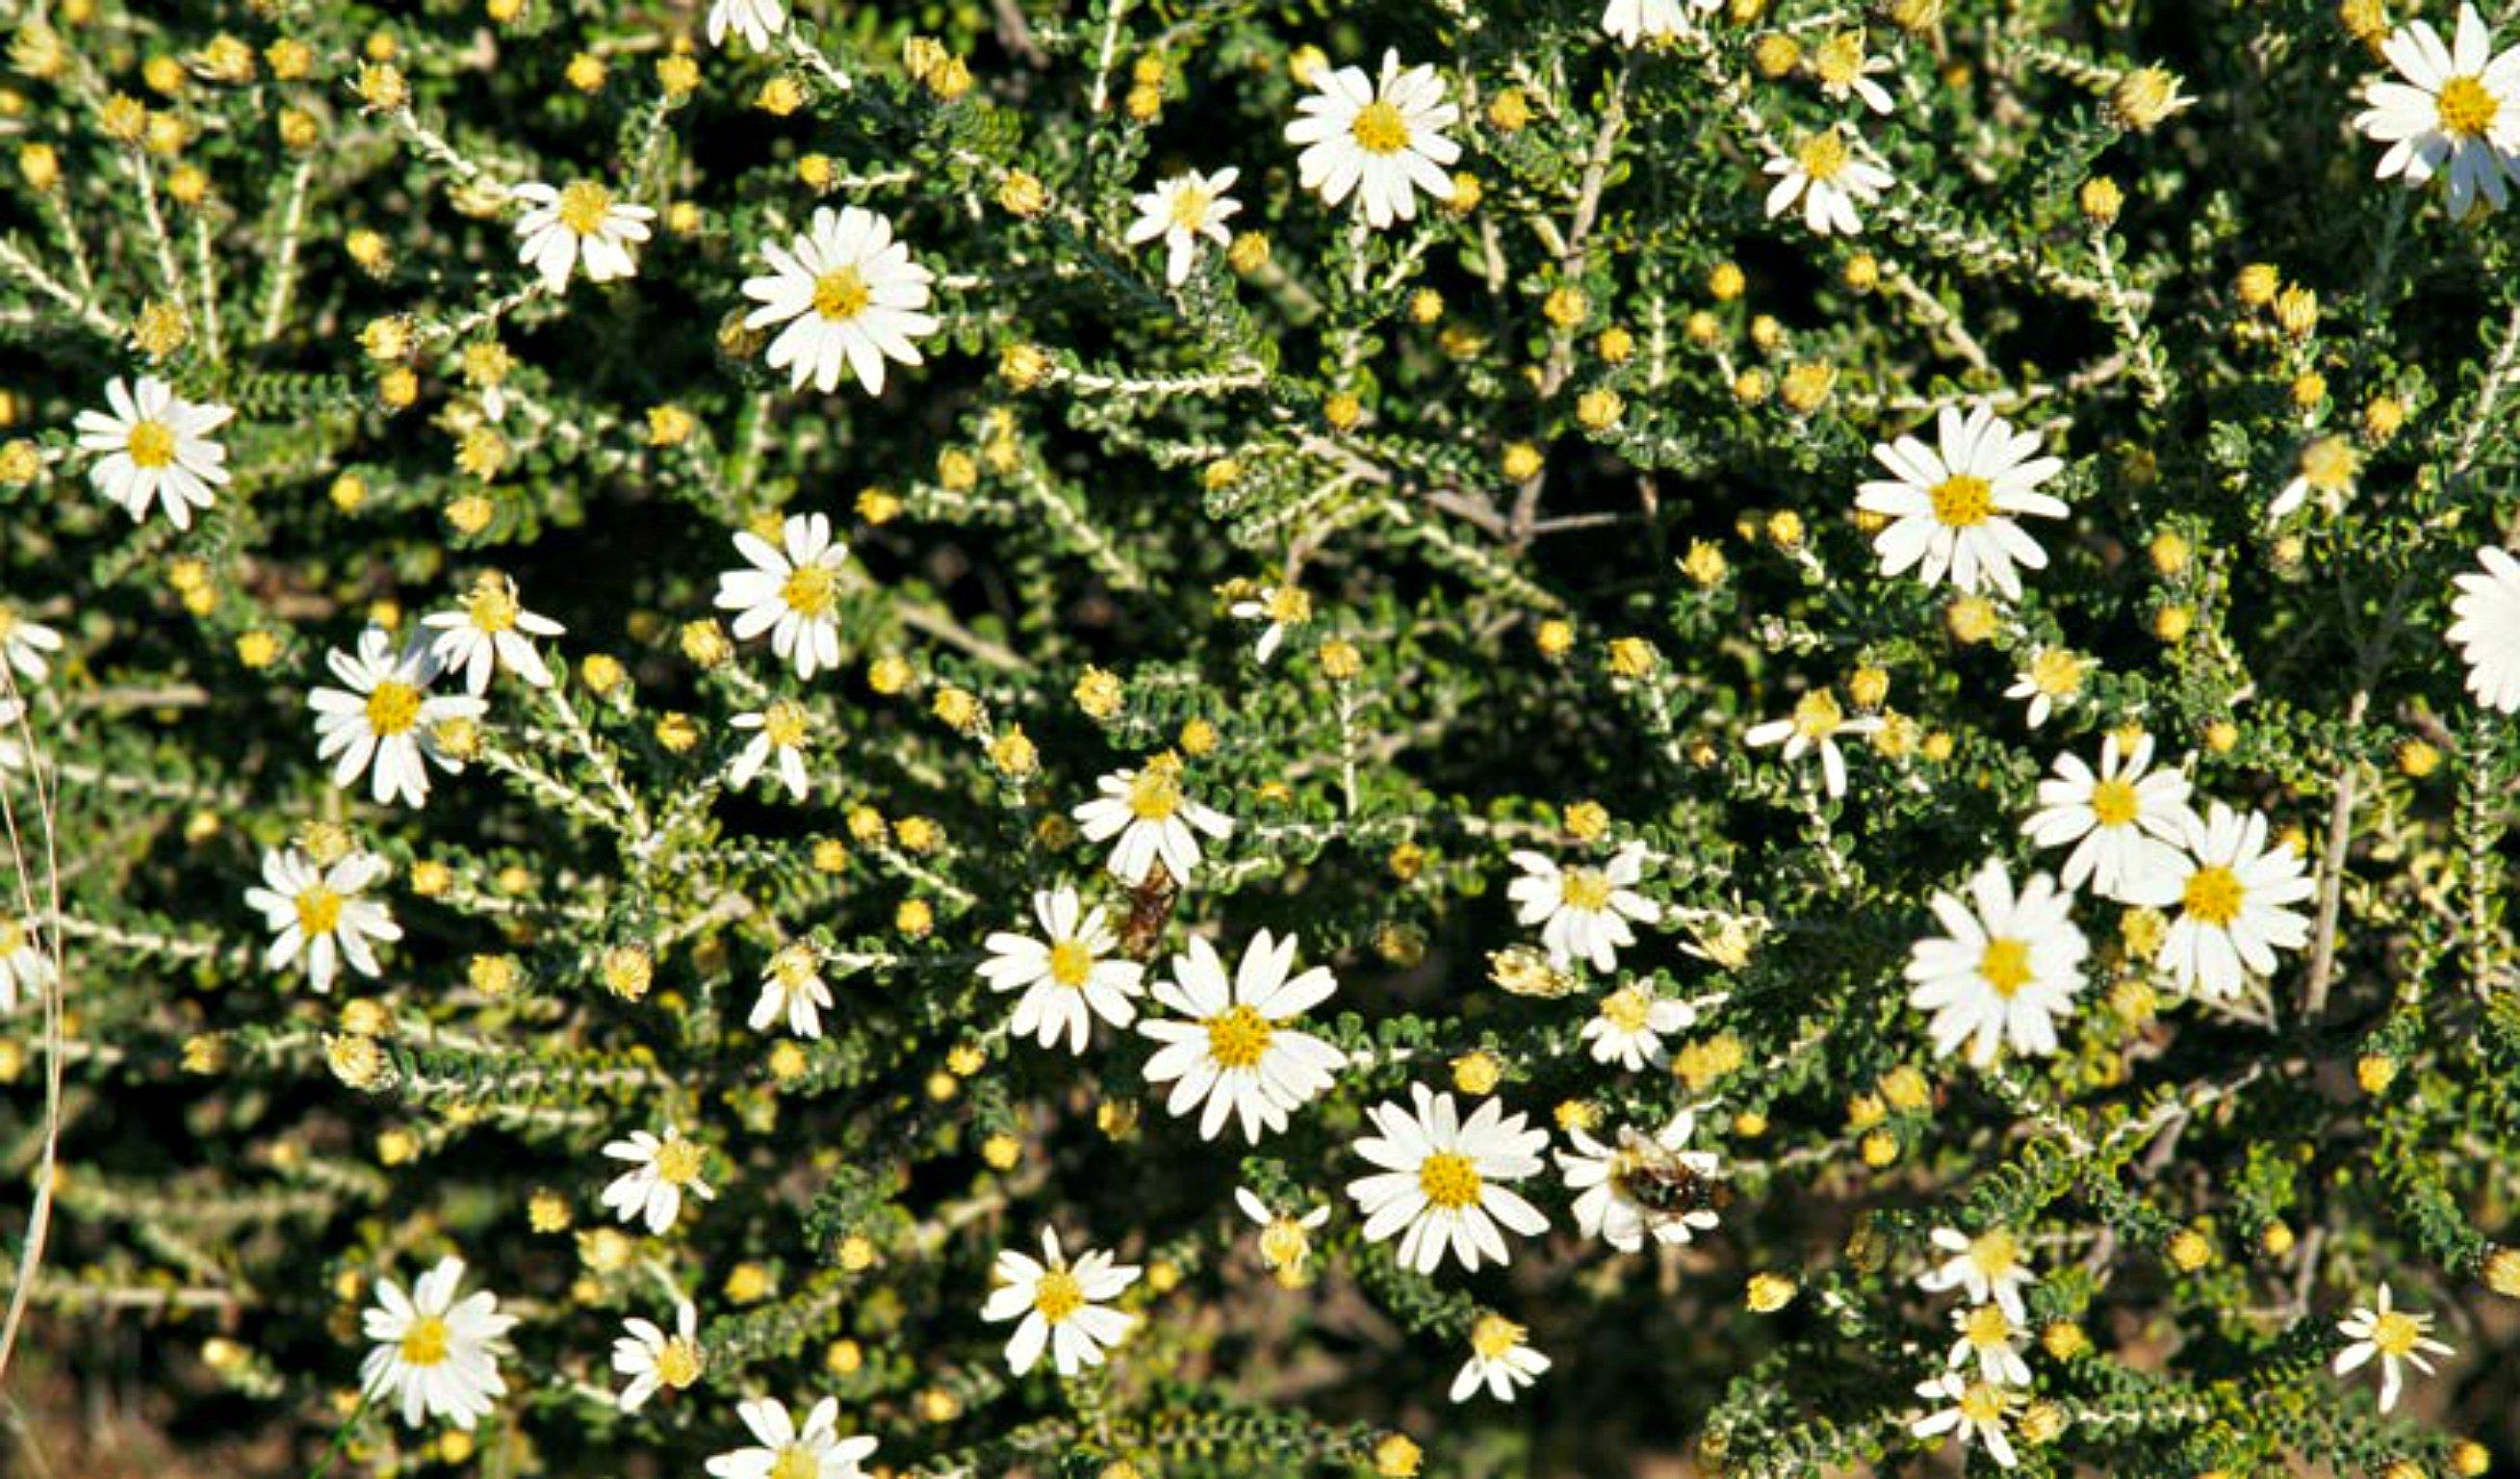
[762,700,812,749]
[1350,99,1412,155]
[1977,938,2035,999]
[2299,437,2358,492]
[2437,73,2500,139]
[1963,1303,2013,1346]
[0,921,21,955]
[555,180,614,236]
[1794,128,1851,182]
[768,1448,819,1479]
[811,265,871,322]
[126,419,178,469]
[1265,585,1312,625]
[1957,1383,2008,1425]
[1968,1229,2019,1279]
[1166,184,1214,231]
[465,575,520,634]
[2369,1309,2424,1357]
[1469,1313,1525,1361]
[2089,777,2142,828]
[398,1315,450,1367]
[1418,1151,1483,1210]
[1559,868,1613,913]
[1929,473,1993,529]
[1813,34,1864,88]
[294,886,344,938]
[1258,1218,1312,1270]
[1205,1003,1275,1069]
[780,563,838,617]
[2181,865,2245,926]
[1791,689,1844,740]
[771,946,818,992]
[1600,986,1655,1033]
[364,680,424,737]
[653,1135,704,1186]
[1047,939,1095,987]
[656,1336,704,1388]
[1126,765,1183,821]
[1031,1267,1085,1323]
[2029,649,2085,698]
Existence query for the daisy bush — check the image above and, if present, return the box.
[11,0,2520,1475]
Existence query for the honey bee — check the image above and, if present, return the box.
[1610,1131,1730,1220]
[1119,864,1178,961]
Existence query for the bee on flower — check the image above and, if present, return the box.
[244,845,400,995]
[74,375,235,531]
[980,1228,1140,1377]
[1556,1111,1724,1253]
[600,1124,717,1234]
[1072,753,1235,887]
[308,627,486,809]
[422,571,564,695]
[1125,167,1242,288]
[1285,49,1461,229]
[358,1256,517,1431]
[511,179,655,293]
[1137,930,1345,1142]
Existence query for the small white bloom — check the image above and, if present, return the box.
[1602,0,1711,47]
[1946,1302,2033,1388]
[1234,1187,1331,1281]
[980,1228,1140,1377]
[704,1397,878,1479]
[2333,1283,2455,1414]
[752,943,834,1039]
[1762,127,1894,236]
[730,699,817,801]
[600,1124,717,1234]
[0,603,64,684]
[74,375,234,530]
[2020,733,2199,902]
[980,887,1145,1053]
[0,915,56,1013]
[244,846,399,995]
[1811,30,1899,115]
[715,512,851,680]
[611,1302,705,1413]
[1450,1313,1550,1404]
[705,0,787,50]
[1125,167,1242,288]
[1227,584,1310,663]
[1556,1112,1723,1254]
[1904,860,2087,1068]
[1139,930,1345,1142]
[1578,982,1695,1070]
[2124,803,2317,1002]
[358,1256,517,1431]
[1855,403,2068,598]
[1744,688,1885,799]
[309,627,485,809]
[1506,843,1664,974]
[1285,50,1462,229]
[1071,756,1234,887]
[2447,544,2520,714]
[2004,647,2089,729]
[511,179,655,293]
[1347,1084,1551,1276]
[1918,1226,2038,1325]
[2269,435,2360,521]
[1911,1370,2020,1470]
[421,572,564,695]
[2353,3,2520,221]
[741,206,939,396]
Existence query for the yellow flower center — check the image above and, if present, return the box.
[812,265,872,322]
[1559,868,1613,913]
[0,921,21,955]
[656,1335,704,1388]
[1125,765,1183,821]
[1794,128,1851,182]
[1962,1303,2013,1347]
[555,180,614,236]
[653,1135,705,1186]
[762,700,812,749]
[1166,184,1214,231]
[1418,1151,1483,1210]
[1813,33,1865,88]
[364,680,424,737]
[2369,1309,2424,1357]
[2299,436,2358,493]
[1791,688,1844,741]
[126,419,178,469]
[1047,939,1095,988]
[771,945,819,992]
[1031,1267,1086,1323]
[398,1315,451,1367]
[1599,986,1655,1033]
[464,576,520,634]
[1350,99,1412,155]
[2437,73,2500,139]
[294,885,344,938]
[768,1447,820,1479]
[2089,777,2142,828]
[1929,473,1993,529]
[1265,585,1312,625]
[1957,1382,2008,1426]
[2029,649,2085,698]
[2180,865,2245,926]
[0,609,18,642]
[1258,1217,1312,1270]
[1968,1229,2019,1279]
[781,563,838,617]
[1978,938,2035,999]
[1205,1003,1275,1069]
[1469,1313,1525,1361]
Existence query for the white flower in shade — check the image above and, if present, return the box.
[358,1256,517,1431]
[1762,127,1894,235]
[1450,1314,1550,1404]
[1856,403,2068,599]
[511,180,653,293]
[600,1125,717,1234]
[1139,930,1345,1142]
[1506,844,1663,974]
[715,512,850,680]
[1946,1302,2033,1388]
[1556,1112,1723,1254]
[74,375,234,530]
[1811,30,1899,115]
[1602,0,1710,46]
[1126,167,1242,288]
[731,700,816,801]
[980,1228,1140,1377]
[1072,755,1234,887]
[1918,1226,2038,1325]
[0,603,63,683]
[2269,435,2360,521]
[705,0,786,50]
[0,916,56,1013]
[752,943,833,1039]
[1347,1084,1551,1275]
[2021,733,2199,902]
[705,1397,878,1479]
[978,887,1145,1054]
[1285,50,1461,229]
[2447,544,2520,713]
[1234,1188,1332,1283]
[1904,861,2087,1068]
[309,628,485,809]
[1578,983,1695,1070]
[2124,803,2316,1001]
[1744,688,1884,799]
[1911,1371,2020,1470]
[2333,1284,2455,1414]
[244,846,399,995]
[422,572,563,695]
[742,206,939,396]
[2353,3,2520,221]
[2004,647,2089,730]
[1227,584,1310,663]
[612,1302,705,1413]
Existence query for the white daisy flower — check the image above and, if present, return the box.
[0,915,56,1013]
[730,700,816,801]
[2124,803,2316,1002]
[1904,860,2087,1068]
[705,1397,879,1479]
[309,627,485,810]
[977,887,1145,1054]
[741,205,939,397]
[1946,1302,2033,1388]
[1450,1314,1550,1404]
[2021,733,2199,902]
[358,1256,517,1431]
[705,0,787,50]
[1578,982,1695,1070]
[244,846,399,995]
[2004,647,2089,730]
[2447,544,2520,714]
[1071,755,1235,887]
[1602,0,1711,47]
[73,375,234,530]
[1138,930,1345,1142]
[715,512,851,681]
[1762,127,1894,236]
[1505,843,1663,974]
[612,1302,705,1413]
[1227,584,1310,663]
[1234,1187,1331,1283]
[2353,3,2520,221]
[1855,403,2069,599]
[752,943,834,1039]
[1556,1112,1723,1254]
[1125,167,1242,288]
[1911,1370,2020,1470]
[2268,435,2360,521]
[1918,1226,2038,1325]
[1744,688,1885,799]
[0,603,64,684]
[1811,30,1899,115]
[511,180,653,294]
[600,1124,717,1234]
[980,1228,1140,1378]
[1347,1084,1551,1276]
[2333,1283,2455,1414]
[1285,49,1462,229]
[421,572,563,695]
